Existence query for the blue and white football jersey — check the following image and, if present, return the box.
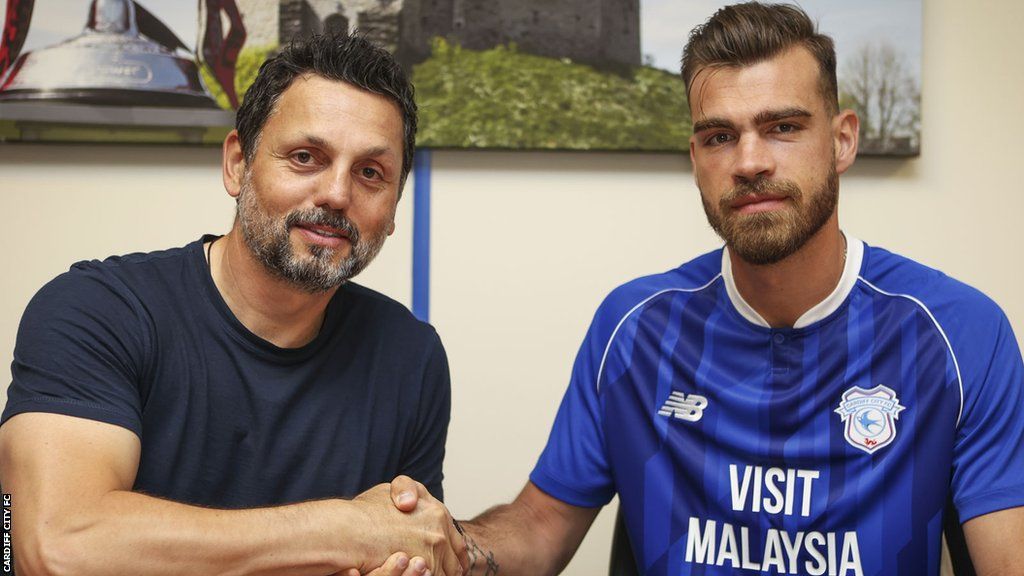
[530,237,1024,576]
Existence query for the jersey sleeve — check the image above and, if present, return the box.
[398,329,451,502]
[529,299,620,508]
[2,266,150,438]
[946,298,1024,522]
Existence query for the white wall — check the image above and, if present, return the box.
[1,0,1022,574]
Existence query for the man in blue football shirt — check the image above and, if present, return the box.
[381,3,1024,575]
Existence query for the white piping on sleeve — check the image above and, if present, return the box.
[859,277,966,428]
[595,275,722,393]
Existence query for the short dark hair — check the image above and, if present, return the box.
[235,33,418,192]
[681,2,838,115]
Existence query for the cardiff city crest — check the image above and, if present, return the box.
[834,385,906,454]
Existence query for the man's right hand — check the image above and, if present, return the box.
[0,413,464,576]
[381,477,604,576]
[349,477,467,576]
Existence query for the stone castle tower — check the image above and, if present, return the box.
[242,1,403,53]
[271,0,640,71]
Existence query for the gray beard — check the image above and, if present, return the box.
[236,178,388,293]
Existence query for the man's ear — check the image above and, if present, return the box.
[387,220,396,236]
[223,130,246,199]
[834,110,860,175]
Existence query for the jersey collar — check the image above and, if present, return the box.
[721,233,865,329]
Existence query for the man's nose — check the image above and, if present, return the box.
[733,135,775,183]
[314,168,352,211]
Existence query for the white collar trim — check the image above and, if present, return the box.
[721,233,864,329]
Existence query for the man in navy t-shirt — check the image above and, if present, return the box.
[386,4,1024,576]
[0,34,466,576]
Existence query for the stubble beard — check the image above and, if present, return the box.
[236,175,389,293]
[701,163,838,266]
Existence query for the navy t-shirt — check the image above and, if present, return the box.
[2,236,451,506]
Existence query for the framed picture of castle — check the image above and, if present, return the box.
[1,0,920,156]
[643,0,922,156]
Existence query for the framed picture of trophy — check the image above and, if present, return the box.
[0,0,239,144]
[0,0,920,155]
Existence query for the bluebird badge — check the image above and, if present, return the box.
[834,385,906,454]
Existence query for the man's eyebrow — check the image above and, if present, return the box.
[297,135,393,159]
[361,145,393,159]
[753,107,812,125]
[693,108,814,134]
[692,117,735,134]
[298,133,334,151]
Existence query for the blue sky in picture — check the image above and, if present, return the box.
[641,0,921,81]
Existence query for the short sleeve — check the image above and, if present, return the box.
[949,307,1024,522]
[529,305,616,508]
[398,329,451,502]
[2,266,149,438]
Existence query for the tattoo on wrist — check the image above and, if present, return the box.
[464,533,499,576]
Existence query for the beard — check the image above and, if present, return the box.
[701,163,838,266]
[236,175,388,293]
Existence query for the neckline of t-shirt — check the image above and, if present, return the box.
[721,233,866,331]
[192,234,341,362]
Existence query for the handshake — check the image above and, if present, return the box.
[345,475,482,576]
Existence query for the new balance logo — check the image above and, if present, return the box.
[658,391,709,422]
